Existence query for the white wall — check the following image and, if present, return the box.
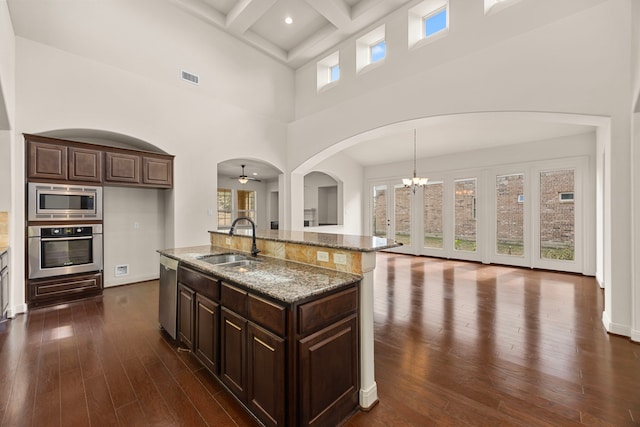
[304,171,338,226]
[288,0,635,339]
[103,187,166,287]
[8,0,294,313]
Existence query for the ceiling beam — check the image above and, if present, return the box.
[304,0,352,30]
[226,0,278,34]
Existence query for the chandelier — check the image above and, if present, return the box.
[402,129,428,193]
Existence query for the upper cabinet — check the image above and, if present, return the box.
[69,146,103,183]
[28,140,69,181]
[104,151,141,185]
[25,134,173,189]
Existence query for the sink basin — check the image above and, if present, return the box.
[219,260,262,268]
[198,253,250,265]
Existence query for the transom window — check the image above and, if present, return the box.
[330,64,340,82]
[370,40,386,63]
[424,7,447,37]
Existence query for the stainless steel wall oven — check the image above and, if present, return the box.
[28,224,103,279]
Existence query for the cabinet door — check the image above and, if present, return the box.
[69,146,103,182]
[298,315,359,427]
[221,308,247,402]
[27,141,68,180]
[195,293,219,374]
[247,322,285,427]
[178,284,195,350]
[143,156,172,188]
[105,151,141,184]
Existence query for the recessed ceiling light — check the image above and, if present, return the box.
[252,172,258,176]
[285,16,293,25]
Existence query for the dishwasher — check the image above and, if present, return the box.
[159,255,179,339]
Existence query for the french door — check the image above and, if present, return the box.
[369,158,587,273]
[371,182,414,254]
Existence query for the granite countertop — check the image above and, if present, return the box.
[209,229,401,252]
[158,245,361,304]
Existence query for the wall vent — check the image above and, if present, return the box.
[115,264,129,277]
[181,70,199,85]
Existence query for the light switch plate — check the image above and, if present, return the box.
[317,251,329,262]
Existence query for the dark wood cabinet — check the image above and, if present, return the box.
[24,134,174,189]
[27,272,103,308]
[178,283,195,350]
[248,322,285,427]
[221,307,248,401]
[105,151,141,184]
[143,156,173,187]
[298,315,359,427]
[195,293,219,373]
[174,264,359,427]
[27,140,68,181]
[68,146,102,182]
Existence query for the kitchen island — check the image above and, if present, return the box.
[159,230,399,426]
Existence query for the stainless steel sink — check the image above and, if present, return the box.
[198,253,250,265]
[219,259,261,268]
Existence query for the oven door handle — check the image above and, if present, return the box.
[40,236,94,242]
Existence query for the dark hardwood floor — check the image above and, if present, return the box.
[0,253,638,426]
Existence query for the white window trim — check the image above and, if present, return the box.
[408,0,448,49]
[317,51,340,92]
[484,0,523,16]
[356,25,386,73]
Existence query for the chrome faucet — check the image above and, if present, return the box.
[229,217,260,257]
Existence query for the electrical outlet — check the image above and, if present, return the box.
[334,253,347,265]
[226,237,231,245]
[317,251,329,262]
[115,264,129,277]
[133,222,140,229]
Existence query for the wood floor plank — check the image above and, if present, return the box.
[1,254,638,426]
[84,374,119,426]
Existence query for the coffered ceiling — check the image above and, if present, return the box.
[169,0,412,68]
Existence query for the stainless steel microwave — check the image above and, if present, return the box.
[28,182,103,222]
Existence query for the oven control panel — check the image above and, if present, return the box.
[41,226,94,238]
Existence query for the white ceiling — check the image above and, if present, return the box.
[169,0,412,68]
[341,115,596,167]
[218,159,282,181]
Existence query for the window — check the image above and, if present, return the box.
[356,25,386,72]
[316,51,340,91]
[424,7,447,37]
[454,178,477,252]
[539,169,575,261]
[408,0,448,48]
[496,174,524,257]
[217,188,256,229]
[330,64,340,82]
[237,190,256,221]
[423,181,443,249]
[217,188,232,228]
[370,40,386,63]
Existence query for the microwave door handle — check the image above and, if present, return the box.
[40,236,94,242]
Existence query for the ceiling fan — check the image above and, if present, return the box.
[232,164,261,184]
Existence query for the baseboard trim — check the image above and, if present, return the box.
[602,311,631,337]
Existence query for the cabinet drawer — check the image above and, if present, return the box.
[178,266,220,301]
[221,283,247,317]
[28,272,102,306]
[248,294,286,337]
[297,287,357,336]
